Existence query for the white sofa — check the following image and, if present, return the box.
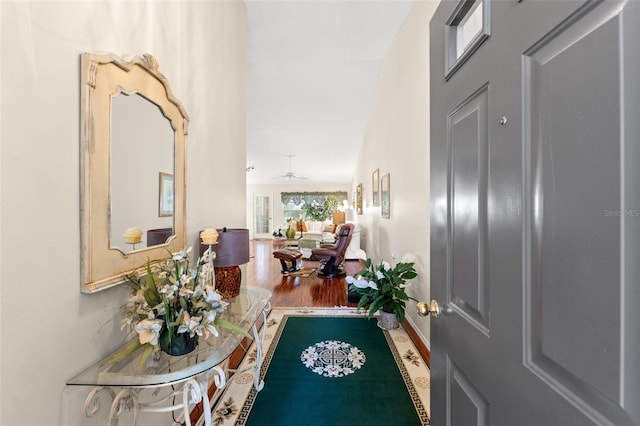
[301,220,336,242]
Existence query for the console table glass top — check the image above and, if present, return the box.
[68,286,272,388]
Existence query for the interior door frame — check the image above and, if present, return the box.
[252,192,274,239]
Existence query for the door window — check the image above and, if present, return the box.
[445,0,491,80]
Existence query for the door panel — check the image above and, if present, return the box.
[523,5,624,420]
[449,356,490,425]
[449,84,490,334]
[431,0,640,424]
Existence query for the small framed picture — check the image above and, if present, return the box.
[158,172,174,217]
[372,168,380,206]
[381,173,390,218]
[356,183,363,215]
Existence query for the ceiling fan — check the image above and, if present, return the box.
[275,155,307,180]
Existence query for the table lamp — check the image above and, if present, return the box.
[332,211,345,226]
[202,228,250,298]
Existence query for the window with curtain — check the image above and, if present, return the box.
[281,191,347,222]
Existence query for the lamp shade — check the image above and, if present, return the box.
[208,228,250,267]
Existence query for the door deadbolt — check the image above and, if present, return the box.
[417,300,441,319]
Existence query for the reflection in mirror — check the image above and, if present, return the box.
[110,93,175,252]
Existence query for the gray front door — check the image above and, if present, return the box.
[430,0,640,424]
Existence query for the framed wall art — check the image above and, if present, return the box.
[356,183,363,215]
[158,172,174,217]
[372,168,380,206]
[381,173,390,218]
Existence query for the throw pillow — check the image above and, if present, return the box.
[323,224,336,233]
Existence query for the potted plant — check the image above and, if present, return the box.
[347,254,418,330]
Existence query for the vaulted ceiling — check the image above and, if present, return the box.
[245,0,414,185]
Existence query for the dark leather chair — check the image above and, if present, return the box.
[147,228,173,246]
[311,223,354,277]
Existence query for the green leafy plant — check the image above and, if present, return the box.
[104,247,249,368]
[302,197,340,221]
[347,255,418,323]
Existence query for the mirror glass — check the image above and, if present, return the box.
[80,53,188,293]
[110,93,175,252]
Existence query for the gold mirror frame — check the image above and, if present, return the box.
[80,52,188,293]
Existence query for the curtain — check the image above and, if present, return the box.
[281,191,347,206]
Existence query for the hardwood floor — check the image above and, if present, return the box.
[246,239,431,368]
[246,239,364,307]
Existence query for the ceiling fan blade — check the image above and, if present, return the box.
[271,173,306,180]
[272,155,307,180]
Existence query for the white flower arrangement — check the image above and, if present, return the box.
[105,246,248,367]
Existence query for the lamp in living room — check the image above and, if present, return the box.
[203,228,250,298]
[332,211,345,226]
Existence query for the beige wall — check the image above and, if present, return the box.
[353,0,439,345]
[0,1,247,424]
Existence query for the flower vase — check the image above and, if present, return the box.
[159,330,199,356]
[285,226,296,239]
[377,310,400,330]
[272,236,286,250]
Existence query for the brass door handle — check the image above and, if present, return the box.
[417,300,441,319]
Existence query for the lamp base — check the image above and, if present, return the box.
[215,266,241,298]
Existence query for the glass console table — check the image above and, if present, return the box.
[68,286,272,426]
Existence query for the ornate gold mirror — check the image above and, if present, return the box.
[80,53,188,293]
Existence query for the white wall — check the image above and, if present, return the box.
[0,1,247,424]
[247,183,351,238]
[352,0,439,344]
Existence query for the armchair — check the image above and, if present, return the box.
[147,227,172,247]
[310,223,354,277]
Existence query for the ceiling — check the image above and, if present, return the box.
[245,0,415,185]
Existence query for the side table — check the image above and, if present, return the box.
[67,286,272,426]
[284,238,299,248]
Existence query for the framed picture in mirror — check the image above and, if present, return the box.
[159,172,174,217]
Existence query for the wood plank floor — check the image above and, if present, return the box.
[246,239,364,307]
[246,239,431,367]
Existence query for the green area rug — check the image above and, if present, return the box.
[210,308,430,425]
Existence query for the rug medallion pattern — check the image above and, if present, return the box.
[210,308,431,425]
[301,340,366,377]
